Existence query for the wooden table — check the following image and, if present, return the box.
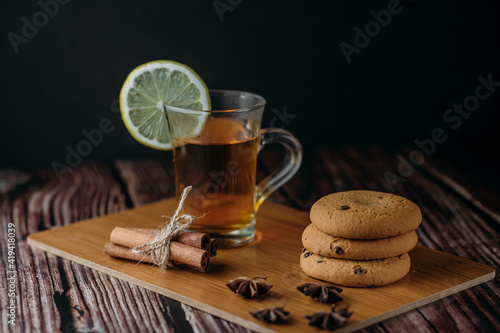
[1,147,499,332]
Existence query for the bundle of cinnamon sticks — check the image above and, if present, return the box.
[104,227,217,272]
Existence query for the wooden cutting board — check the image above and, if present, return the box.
[27,199,495,333]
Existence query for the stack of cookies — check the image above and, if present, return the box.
[300,190,421,287]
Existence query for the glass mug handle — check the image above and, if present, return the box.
[255,128,303,209]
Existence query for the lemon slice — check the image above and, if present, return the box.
[120,60,211,150]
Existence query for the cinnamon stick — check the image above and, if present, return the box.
[104,242,155,264]
[175,231,211,250]
[127,227,210,250]
[108,227,209,270]
[104,242,210,272]
[208,239,218,257]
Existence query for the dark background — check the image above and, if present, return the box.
[1,0,499,179]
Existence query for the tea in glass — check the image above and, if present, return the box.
[166,90,302,247]
[174,117,258,233]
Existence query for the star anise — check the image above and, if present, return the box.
[305,304,353,330]
[296,282,344,303]
[226,276,273,299]
[250,305,290,324]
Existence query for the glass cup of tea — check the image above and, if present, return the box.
[165,90,302,247]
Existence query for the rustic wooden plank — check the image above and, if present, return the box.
[280,149,494,331]
[420,158,500,223]
[27,196,495,333]
[2,146,499,333]
[288,147,498,332]
[181,303,253,333]
[421,152,500,220]
[337,146,500,332]
[0,163,200,333]
[114,159,175,207]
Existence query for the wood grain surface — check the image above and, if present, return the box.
[27,197,495,333]
[1,148,499,332]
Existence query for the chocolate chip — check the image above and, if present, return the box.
[316,260,324,263]
[334,246,343,254]
[354,267,366,274]
[339,205,350,210]
[302,248,306,253]
[303,252,312,258]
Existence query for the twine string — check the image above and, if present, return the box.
[131,186,194,269]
